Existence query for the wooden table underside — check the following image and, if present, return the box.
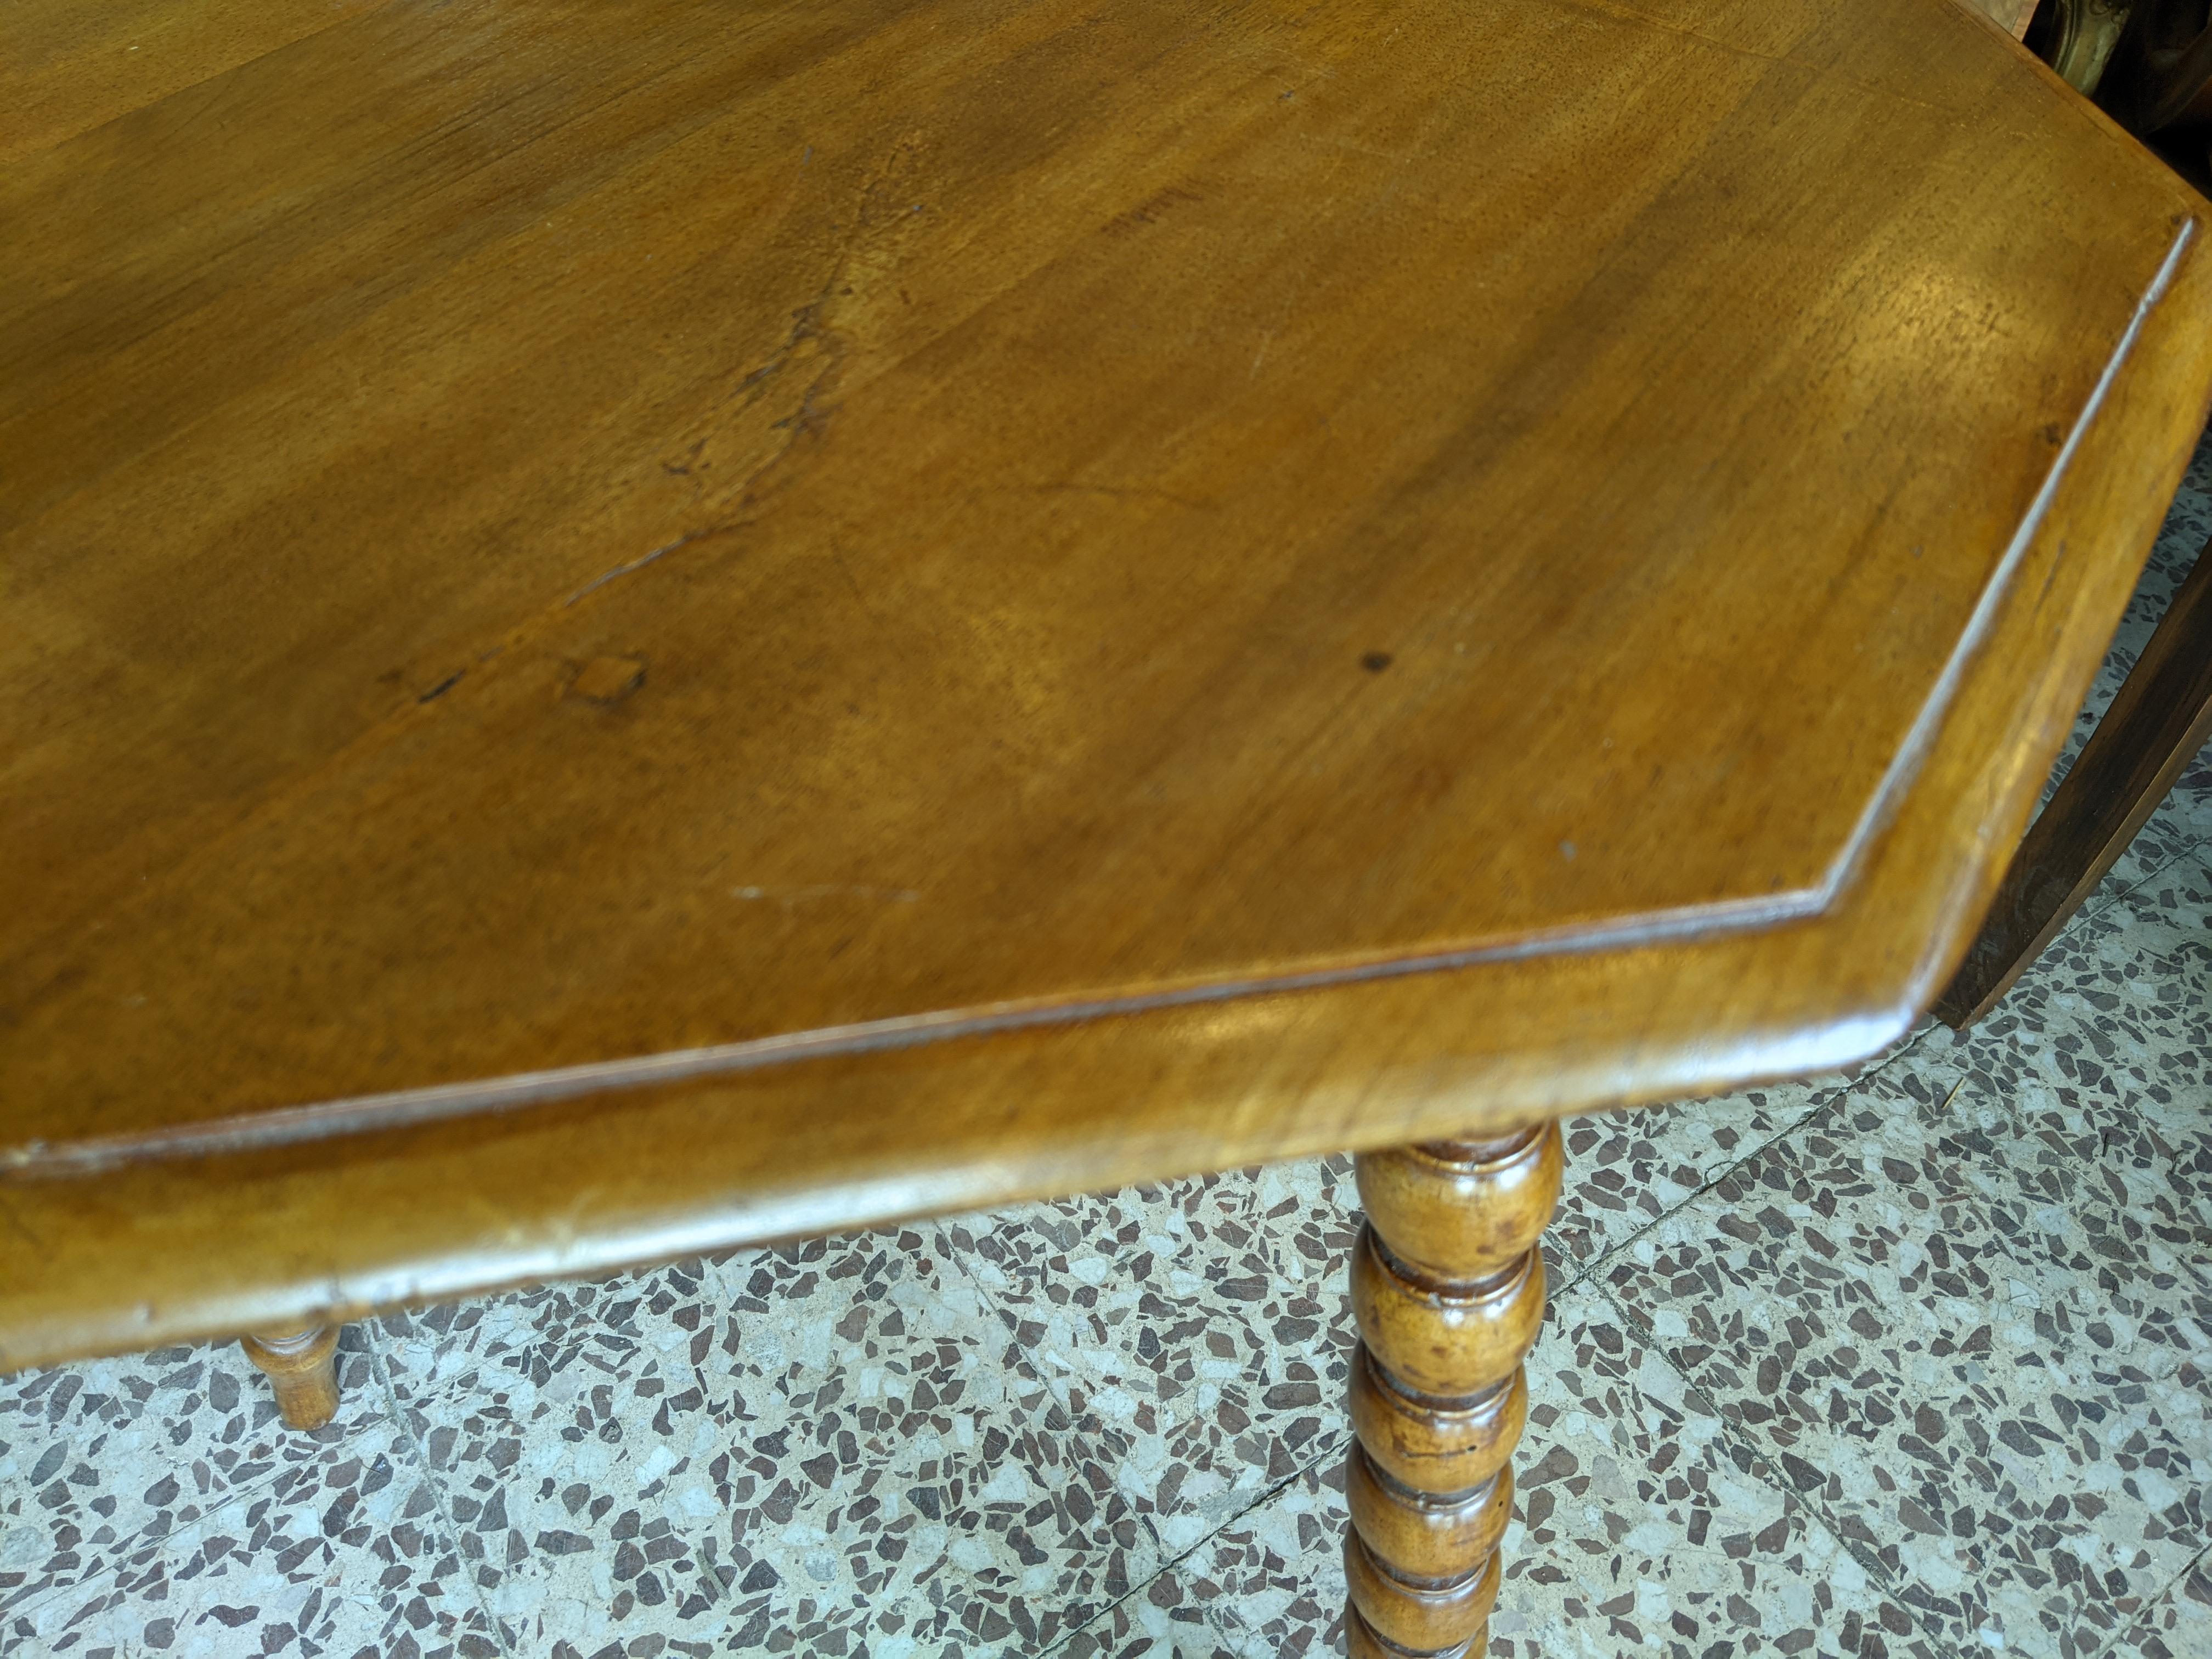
[8,0,2212,1648]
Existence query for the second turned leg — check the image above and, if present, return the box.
[1344,1123,1563,1659]
[241,1324,343,1430]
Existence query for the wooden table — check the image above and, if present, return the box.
[8,0,2211,1649]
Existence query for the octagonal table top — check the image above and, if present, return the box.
[4,0,2209,1362]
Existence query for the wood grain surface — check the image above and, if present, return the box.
[5,0,2210,1363]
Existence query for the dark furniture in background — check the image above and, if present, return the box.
[1938,534,2212,1026]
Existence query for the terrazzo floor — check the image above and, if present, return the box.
[6,435,2211,1659]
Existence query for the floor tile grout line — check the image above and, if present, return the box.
[1051,1428,1344,1657]
[1551,1024,1949,1304]
[921,1210,1215,1607]
[1031,1029,1943,1658]
[1573,1047,2020,1639]
[2074,831,2210,934]
[1197,1425,1355,1659]
[1584,1276,1948,1652]
[934,1188,1353,1579]
[975,1166,1357,1656]
[362,1319,526,1658]
[2085,1534,2212,1659]
[0,1350,394,1640]
[927,1212,1136,1423]
[1575,1044,2212,1659]
[769,1224,1168,1659]
[1042,1425,1355,1659]
[3,1444,365,1640]
[2023,1155,2212,1659]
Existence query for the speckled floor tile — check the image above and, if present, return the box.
[2108,1554,2212,1658]
[958,1076,1926,1579]
[1602,1052,2212,1659]
[378,1231,1150,1658]
[0,1327,379,1626]
[1147,1450,1348,1659]
[1906,843,2212,1245]
[957,1161,1359,1558]
[1114,1286,1902,1659]
[1491,1293,1903,1659]
[1550,1057,1913,1286]
[2035,850,2212,1258]
[1045,1567,1252,1659]
[2,1413,496,1658]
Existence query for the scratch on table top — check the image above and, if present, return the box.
[564,524,740,606]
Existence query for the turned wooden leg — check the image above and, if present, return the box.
[240,1324,343,1430]
[1345,1123,1562,1659]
